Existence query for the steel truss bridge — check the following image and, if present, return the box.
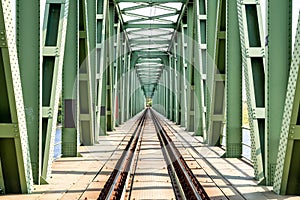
[0,0,299,196]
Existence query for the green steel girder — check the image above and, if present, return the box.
[116,0,186,3]
[266,0,292,186]
[169,53,176,122]
[237,0,265,182]
[207,0,226,146]
[16,0,40,185]
[0,0,33,193]
[87,0,97,142]
[78,0,94,144]
[175,41,182,125]
[105,2,116,132]
[96,0,108,135]
[206,0,218,144]
[186,3,195,132]
[126,53,131,119]
[173,43,179,123]
[130,40,171,46]
[167,55,173,119]
[194,0,207,137]
[274,12,300,195]
[123,12,179,24]
[124,23,176,29]
[62,0,79,157]
[225,0,242,158]
[114,21,121,127]
[120,40,128,123]
[178,28,187,127]
[130,70,137,115]
[163,69,168,116]
[130,34,172,41]
[121,4,150,12]
[134,45,169,51]
[41,0,69,182]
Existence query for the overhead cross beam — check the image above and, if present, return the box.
[116,0,186,3]
[124,23,176,29]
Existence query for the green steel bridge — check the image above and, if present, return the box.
[0,0,299,197]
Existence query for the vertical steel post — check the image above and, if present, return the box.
[17,0,40,185]
[207,0,226,146]
[206,0,218,144]
[126,53,131,120]
[186,3,195,132]
[237,0,266,182]
[225,0,242,157]
[274,11,300,195]
[97,0,108,135]
[87,0,97,142]
[62,0,79,157]
[168,55,173,120]
[194,0,207,137]
[266,0,292,185]
[180,24,188,128]
[2,0,34,192]
[41,0,70,181]
[173,43,179,124]
[114,22,121,126]
[105,3,115,131]
[78,0,94,143]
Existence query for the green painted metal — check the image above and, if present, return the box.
[124,12,179,24]
[16,0,40,184]
[117,0,186,2]
[0,1,33,193]
[173,43,179,123]
[78,0,94,144]
[175,41,182,125]
[266,0,292,186]
[164,70,168,116]
[126,53,131,120]
[41,0,69,182]
[206,0,218,144]
[106,3,115,132]
[225,0,242,158]
[237,0,265,182]
[274,12,300,195]
[114,22,121,127]
[96,0,108,135]
[120,41,128,123]
[5,0,300,195]
[180,24,187,128]
[186,3,195,132]
[207,0,226,146]
[124,23,176,29]
[130,40,171,46]
[168,55,173,120]
[194,0,207,137]
[87,0,97,142]
[62,0,78,157]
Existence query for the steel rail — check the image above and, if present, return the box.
[150,109,210,200]
[98,109,147,200]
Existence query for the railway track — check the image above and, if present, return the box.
[98,108,210,200]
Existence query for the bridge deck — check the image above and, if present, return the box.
[0,112,297,200]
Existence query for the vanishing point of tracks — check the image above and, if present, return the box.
[98,108,210,200]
